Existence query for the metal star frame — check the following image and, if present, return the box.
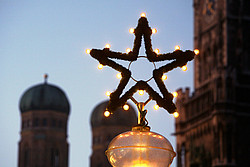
[90,16,195,114]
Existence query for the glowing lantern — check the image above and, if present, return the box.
[123,104,129,111]
[162,74,167,81]
[106,126,176,167]
[138,90,144,96]
[182,65,187,71]
[194,49,200,55]
[141,13,146,17]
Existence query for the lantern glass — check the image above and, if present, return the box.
[106,127,176,167]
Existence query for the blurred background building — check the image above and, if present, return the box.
[18,77,70,167]
[175,0,250,166]
[90,100,137,167]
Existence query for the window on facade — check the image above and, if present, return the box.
[34,118,39,127]
[51,148,60,167]
[52,119,56,127]
[42,118,47,127]
[58,120,62,128]
[181,144,186,167]
[24,148,29,167]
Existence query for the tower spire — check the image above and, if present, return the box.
[44,73,48,84]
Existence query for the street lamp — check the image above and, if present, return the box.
[87,13,198,167]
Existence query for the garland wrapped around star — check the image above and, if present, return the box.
[89,16,197,114]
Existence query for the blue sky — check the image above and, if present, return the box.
[0,0,194,166]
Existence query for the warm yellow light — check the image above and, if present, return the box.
[154,49,160,54]
[138,90,144,96]
[141,12,146,17]
[172,92,178,98]
[129,28,135,34]
[116,73,122,79]
[123,104,129,111]
[162,74,167,81]
[104,110,111,117]
[154,104,159,110]
[152,28,157,34]
[126,48,131,53]
[175,45,180,50]
[85,49,91,54]
[182,65,187,71]
[132,160,149,167]
[105,44,111,49]
[173,111,179,118]
[106,91,111,97]
[98,64,103,69]
[194,49,200,55]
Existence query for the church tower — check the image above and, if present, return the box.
[18,76,70,167]
[90,100,137,167]
[175,0,250,166]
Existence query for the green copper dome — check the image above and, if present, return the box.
[91,100,137,128]
[19,82,70,114]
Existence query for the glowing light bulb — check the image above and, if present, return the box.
[138,90,144,96]
[106,91,111,97]
[105,44,111,49]
[141,12,146,17]
[98,64,103,69]
[152,28,157,34]
[104,110,111,117]
[182,65,187,71]
[129,28,135,34]
[154,104,159,110]
[154,49,160,54]
[126,48,131,53]
[123,104,129,111]
[116,73,122,79]
[85,49,91,54]
[194,49,200,55]
[173,111,179,118]
[162,74,167,81]
[172,92,178,98]
[175,45,180,50]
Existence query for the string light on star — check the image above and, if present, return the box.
[129,28,135,34]
[154,49,160,54]
[105,44,111,49]
[138,90,144,96]
[106,91,111,97]
[86,49,91,54]
[162,74,167,81]
[173,111,179,118]
[182,65,187,71]
[154,104,159,110]
[123,104,129,111]
[140,12,146,17]
[104,110,111,117]
[116,73,122,79]
[194,49,200,55]
[175,45,180,50]
[152,28,157,34]
[98,64,104,70]
[172,92,178,98]
[126,48,131,53]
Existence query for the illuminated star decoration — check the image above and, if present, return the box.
[90,16,196,114]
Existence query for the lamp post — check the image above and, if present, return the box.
[87,13,198,167]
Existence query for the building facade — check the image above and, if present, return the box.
[90,100,137,167]
[18,78,70,167]
[175,0,250,166]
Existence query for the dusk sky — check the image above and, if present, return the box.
[0,0,194,166]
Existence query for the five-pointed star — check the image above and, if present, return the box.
[90,16,195,114]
